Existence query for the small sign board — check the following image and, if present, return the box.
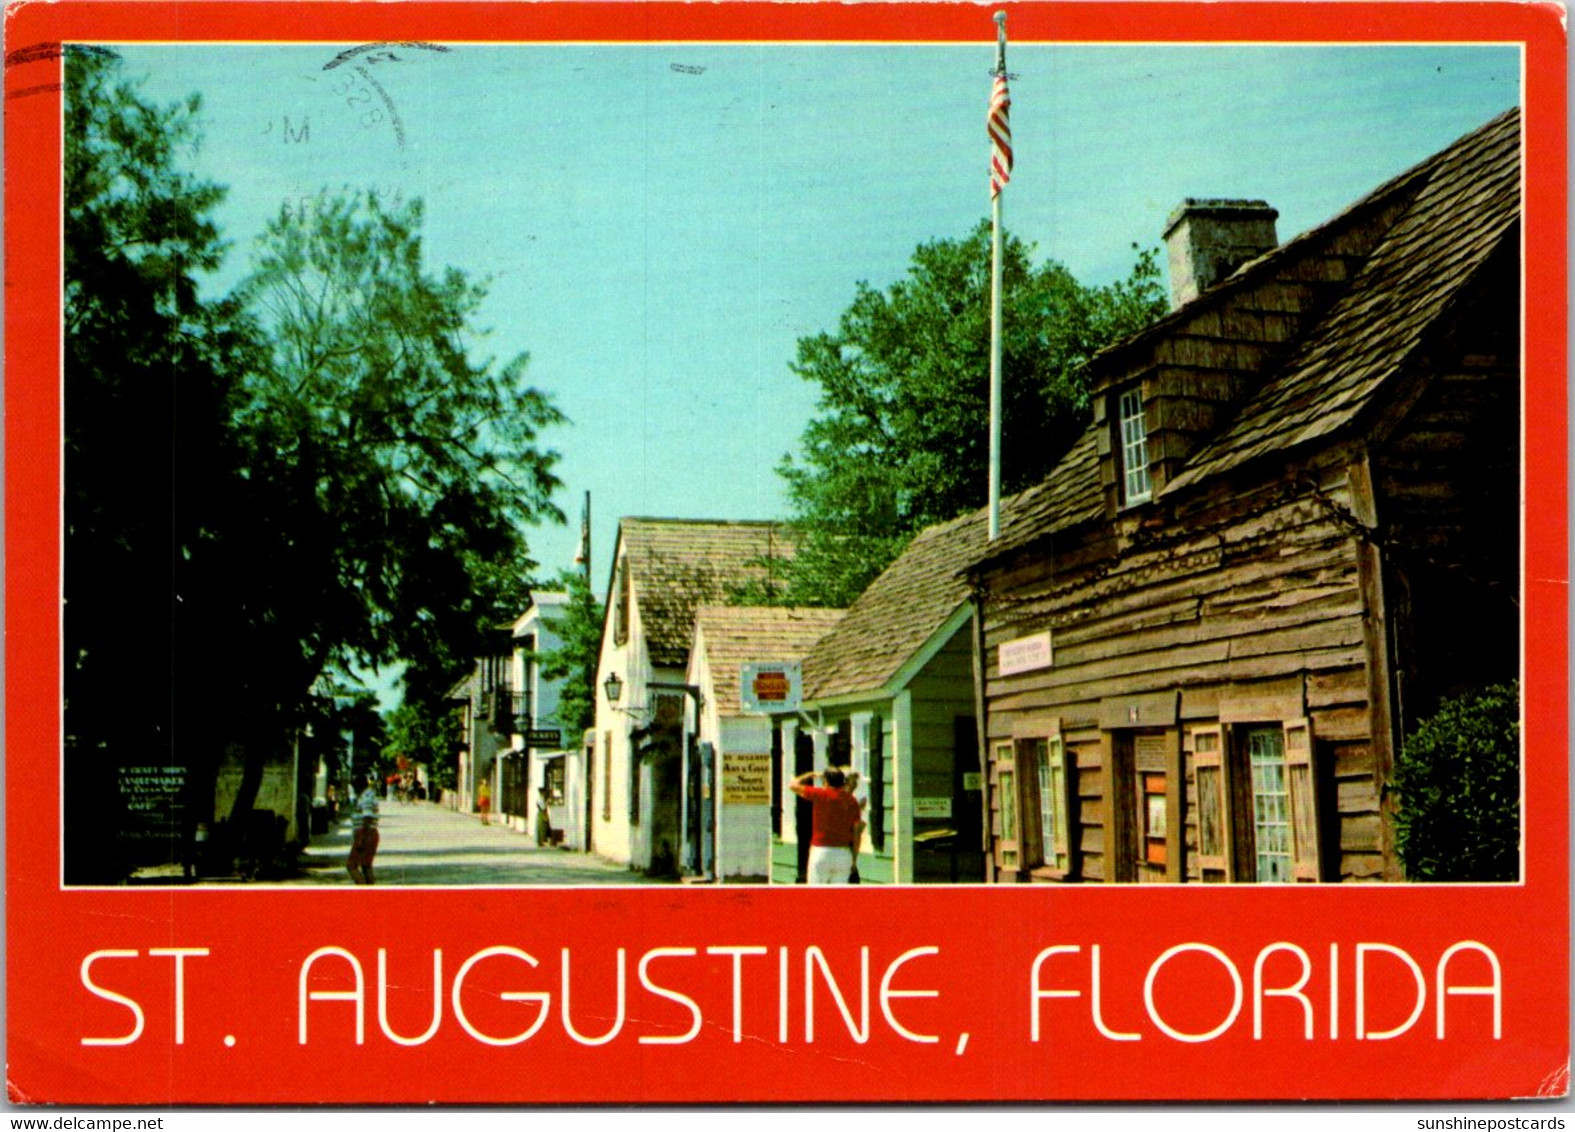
[721,752,772,804]
[117,765,187,847]
[524,728,563,748]
[740,661,803,714]
[913,796,953,819]
[998,630,1053,676]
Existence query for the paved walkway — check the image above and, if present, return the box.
[296,800,659,886]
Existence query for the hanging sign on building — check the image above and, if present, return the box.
[740,661,803,713]
[721,751,772,804]
[998,629,1053,675]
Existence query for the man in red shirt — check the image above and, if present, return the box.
[790,766,865,884]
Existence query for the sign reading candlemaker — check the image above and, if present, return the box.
[740,660,802,713]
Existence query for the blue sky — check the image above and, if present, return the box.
[117,39,1520,616]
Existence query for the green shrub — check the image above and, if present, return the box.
[1392,682,1520,882]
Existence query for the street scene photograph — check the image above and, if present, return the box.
[64,36,1522,890]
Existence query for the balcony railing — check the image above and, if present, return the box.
[479,687,532,734]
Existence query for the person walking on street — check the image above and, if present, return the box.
[478,778,492,826]
[789,766,864,884]
[345,773,381,885]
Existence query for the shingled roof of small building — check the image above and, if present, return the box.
[803,429,1103,703]
[618,518,796,669]
[973,106,1520,566]
[693,605,847,718]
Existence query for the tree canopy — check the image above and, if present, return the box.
[64,48,264,879]
[239,190,565,709]
[536,568,604,740]
[385,698,464,792]
[777,220,1167,606]
[64,51,564,874]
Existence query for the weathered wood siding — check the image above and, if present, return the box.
[982,447,1388,883]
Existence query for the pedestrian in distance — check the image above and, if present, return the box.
[345,772,381,885]
[789,766,865,884]
[478,778,492,826]
[536,796,553,846]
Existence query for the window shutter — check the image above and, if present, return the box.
[1191,725,1230,879]
[992,743,1019,873]
[869,716,886,853]
[614,561,631,646]
[1283,717,1322,881]
[1047,734,1070,870]
[602,731,612,822]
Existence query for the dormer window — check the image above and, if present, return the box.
[1116,387,1152,505]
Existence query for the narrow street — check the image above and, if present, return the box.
[291,799,661,887]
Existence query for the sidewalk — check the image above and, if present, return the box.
[298,799,661,886]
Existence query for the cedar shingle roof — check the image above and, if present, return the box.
[693,606,847,718]
[804,434,1102,701]
[619,518,796,668]
[1167,107,1520,490]
[971,107,1520,566]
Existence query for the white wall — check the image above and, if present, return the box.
[589,540,648,867]
[513,595,571,841]
[717,716,773,880]
[689,629,774,882]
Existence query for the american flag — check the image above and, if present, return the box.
[988,72,1012,198]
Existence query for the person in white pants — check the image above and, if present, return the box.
[791,767,865,884]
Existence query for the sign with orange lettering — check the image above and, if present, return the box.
[740,661,802,713]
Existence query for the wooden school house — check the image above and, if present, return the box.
[967,109,1521,884]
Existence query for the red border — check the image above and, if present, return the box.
[6,2,1567,1105]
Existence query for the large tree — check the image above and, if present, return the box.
[778,220,1167,606]
[537,568,604,741]
[239,191,564,703]
[215,190,565,818]
[64,48,264,880]
[64,54,565,874]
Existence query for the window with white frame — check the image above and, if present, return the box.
[1191,719,1322,883]
[1030,735,1072,873]
[1116,387,1151,504]
[1247,727,1293,882]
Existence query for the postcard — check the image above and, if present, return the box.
[5,0,1567,1106]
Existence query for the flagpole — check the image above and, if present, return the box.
[988,12,1009,541]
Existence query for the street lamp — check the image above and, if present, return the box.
[604,672,623,704]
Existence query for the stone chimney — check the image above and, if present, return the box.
[1162,198,1279,310]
